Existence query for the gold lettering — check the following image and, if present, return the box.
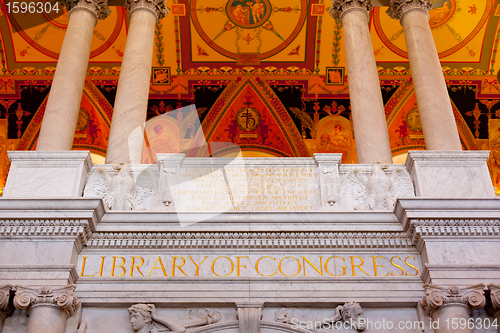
[211,256,234,277]
[350,256,370,276]
[172,256,188,276]
[405,256,419,276]
[255,257,277,277]
[99,256,106,277]
[80,256,95,277]
[111,256,126,277]
[324,256,347,276]
[302,256,323,276]
[188,256,208,277]
[148,257,168,277]
[236,256,249,277]
[278,256,301,277]
[371,256,388,277]
[130,257,145,277]
[390,256,404,276]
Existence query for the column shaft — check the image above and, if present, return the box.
[398,6,462,150]
[432,306,473,333]
[333,5,392,164]
[36,9,97,150]
[26,306,67,333]
[106,5,164,164]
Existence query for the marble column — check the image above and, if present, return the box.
[0,285,13,332]
[105,0,168,164]
[420,284,486,333]
[36,0,110,151]
[329,0,392,164]
[13,285,78,333]
[488,285,500,332]
[387,0,462,150]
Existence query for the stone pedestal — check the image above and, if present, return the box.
[237,303,262,333]
[3,151,92,198]
[420,285,485,333]
[14,285,78,333]
[405,151,495,198]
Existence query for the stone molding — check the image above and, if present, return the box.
[386,0,432,21]
[0,285,13,318]
[125,0,169,22]
[329,0,372,21]
[66,0,111,21]
[88,231,412,249]
[488,284,500,314]
[419,284,486,316]
[13,285,79,317]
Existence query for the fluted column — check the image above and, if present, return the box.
[488,285,500,332]
[329,0,392,164]
[0,285,13,332]
[420,284,486,333]
[105,0,168,164]
[387,0,462,150]
[13,285,78,333]
[36,0,110,150]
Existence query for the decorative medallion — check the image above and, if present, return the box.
[226,0,272,29]
[236,106,261,131]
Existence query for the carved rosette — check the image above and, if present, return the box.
[125,0,169,22]
[0,285,13,318]
[66,0,111,20]
[488,284,500,315]
[329,0,372,21]
[419,284,486,316]
[13,285,79,318]
[386,0,432,21]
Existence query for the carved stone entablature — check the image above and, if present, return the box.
[419,284,486,316]
[386,0,432,21]
[0,219,93,249]
[66,0,111,20]
[13,285,79,318]
[0,285,14,318]
[329,0,372,21]
[488,284,500,315]
[406,219,500,247]
[88,231,412,249]
[125,0,169,22]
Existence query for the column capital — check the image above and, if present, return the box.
[387,0,432,20]
[13,285,79,318]
[125,0,169,22]
[329,0,372,21]
[419,284,486,316]
[0,285,14,318]
[66,0,111,20]
[488,284,500,314]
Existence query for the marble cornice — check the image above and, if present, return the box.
[386,0,432,20]
[66,0,111,20]
[13,285,79,317]
[125,0,169,22]
[0,285,13,318]
[329,0,372,21]
[88,231,413,249]
[419,284,486,316]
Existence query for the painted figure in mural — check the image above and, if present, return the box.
[149,125,180,155]
[429,1,451,25]
[229,0,268,26]
[129,304,186,333]
[232,4,250,25]
[247,0,265,24]
[488,126,500,192]
[318,124,352,162]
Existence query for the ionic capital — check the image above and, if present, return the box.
[386,0,432,20]
[66,0,111,21]
[0,285,14,318]
[125,0,169,23]
[419,284,486,316]
[13,285,79,318]
[488,284,500,315]
[329,0,372,21]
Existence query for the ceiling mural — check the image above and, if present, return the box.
[1,0,500,192]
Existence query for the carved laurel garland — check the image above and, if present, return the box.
[88,231,412,249]
[419,284,486,316]
[386,0,432,20]
[13,285,79,317]
[329,0,373,20]
[0,219,92,244]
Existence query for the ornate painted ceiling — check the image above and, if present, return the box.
[1,0,500,191]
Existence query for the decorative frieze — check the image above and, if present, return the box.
[66,0,111,20]
[13,285,79,318]
[125,0,169,22]
[419,284,486,316]
[329,0,372,21]
[88,231,413,249]
[386,0,432,20]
